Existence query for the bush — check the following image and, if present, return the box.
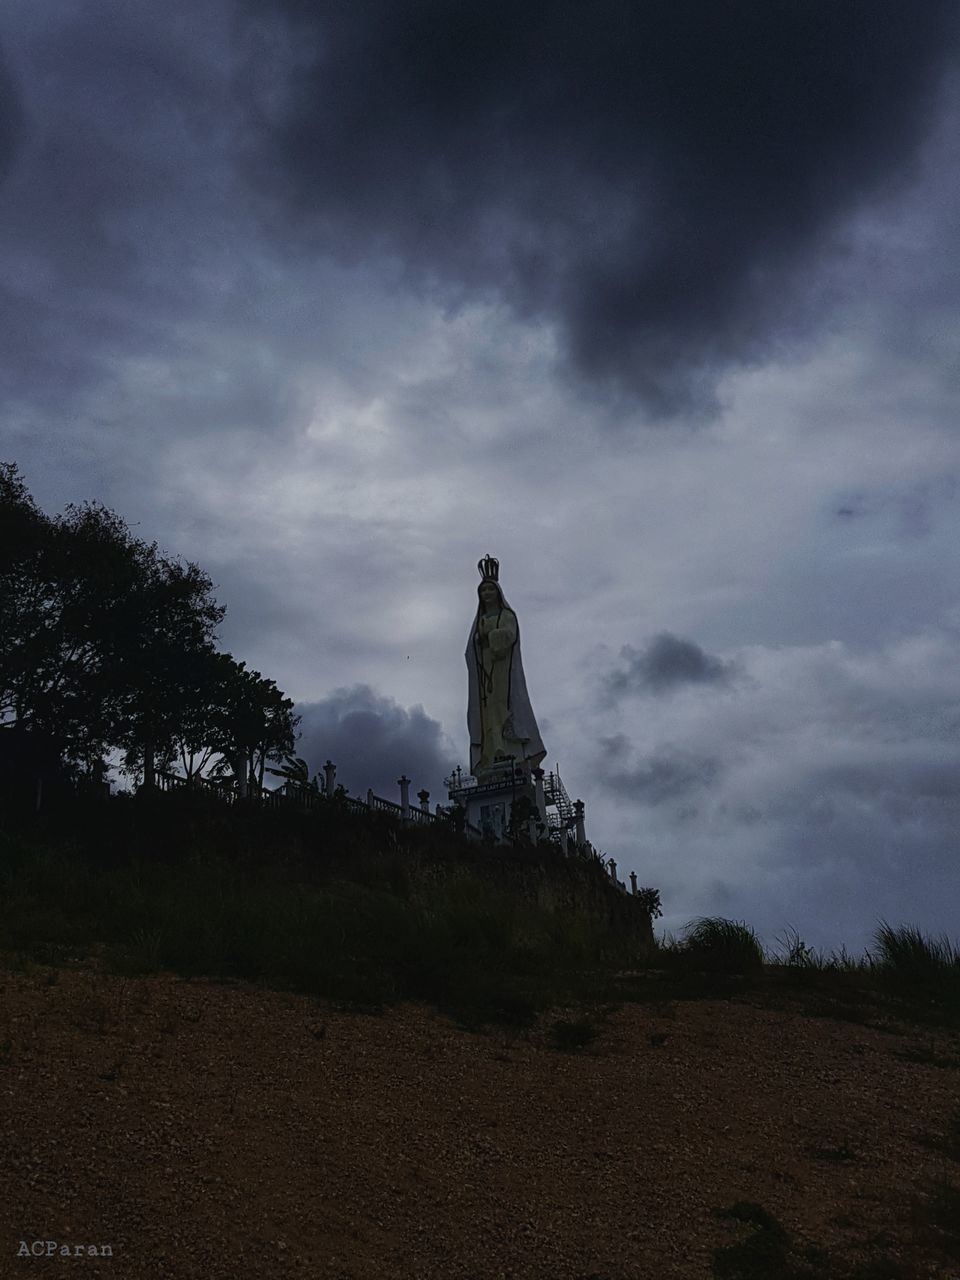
[634,886,663,918]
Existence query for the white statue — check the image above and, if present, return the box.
[466,555,546,779]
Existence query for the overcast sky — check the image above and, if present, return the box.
[3,1,960,956]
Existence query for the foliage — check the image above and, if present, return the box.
[0,464,297,792]
[634,886,663,918]
[774,925,820,968]
[206,663,299,794]
[505,792,544,845]
[2,464,221,762]
[265,755,319,790]
[683,916,765,973]
[440,803,467,835]
[871,921,960,986]
[0,813,642,1026]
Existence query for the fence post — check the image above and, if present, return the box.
[630,871,638,896]
[397,775,410,820]
[367,788,374,810]
[323,760,336,797]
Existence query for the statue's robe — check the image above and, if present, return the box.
[466,588,546,778]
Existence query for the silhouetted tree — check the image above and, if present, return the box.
[2,466,225,767]
[207,660,300,796]
[265,753,320,793]
[1,466,297,797]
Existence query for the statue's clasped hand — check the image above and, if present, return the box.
[489,629,511,656]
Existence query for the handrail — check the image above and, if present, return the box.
[369,793,403,815]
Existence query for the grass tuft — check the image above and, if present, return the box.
[683,917,765,974]
[872,921,960,986]
[774,926,821,968]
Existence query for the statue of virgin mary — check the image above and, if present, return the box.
[466,555,546,779]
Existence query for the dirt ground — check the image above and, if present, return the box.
[2,963,959,1279]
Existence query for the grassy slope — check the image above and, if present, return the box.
[3,790,960,1276]
[0,789,652,1026]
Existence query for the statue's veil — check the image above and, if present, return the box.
[465,572,546,777]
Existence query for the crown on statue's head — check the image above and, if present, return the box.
[478,554,500,583]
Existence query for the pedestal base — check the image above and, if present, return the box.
[448,765,535,843]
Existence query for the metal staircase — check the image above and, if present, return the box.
[542,768,575,830]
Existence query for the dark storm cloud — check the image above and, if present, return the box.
[245,0,957,415]
[0,45,22,182]
[295,684,456,804]
[604,634,735,698]
[0,2,254,421]
[598,735,721,805]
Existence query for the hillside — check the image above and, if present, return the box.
[0,788,655,1021]
[2,795,960,1277]
[2,960,960,1279]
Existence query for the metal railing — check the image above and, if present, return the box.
[151,771,604,863]
[404,806,435,826]
[367,791,404,817]
[543,770,575,826]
